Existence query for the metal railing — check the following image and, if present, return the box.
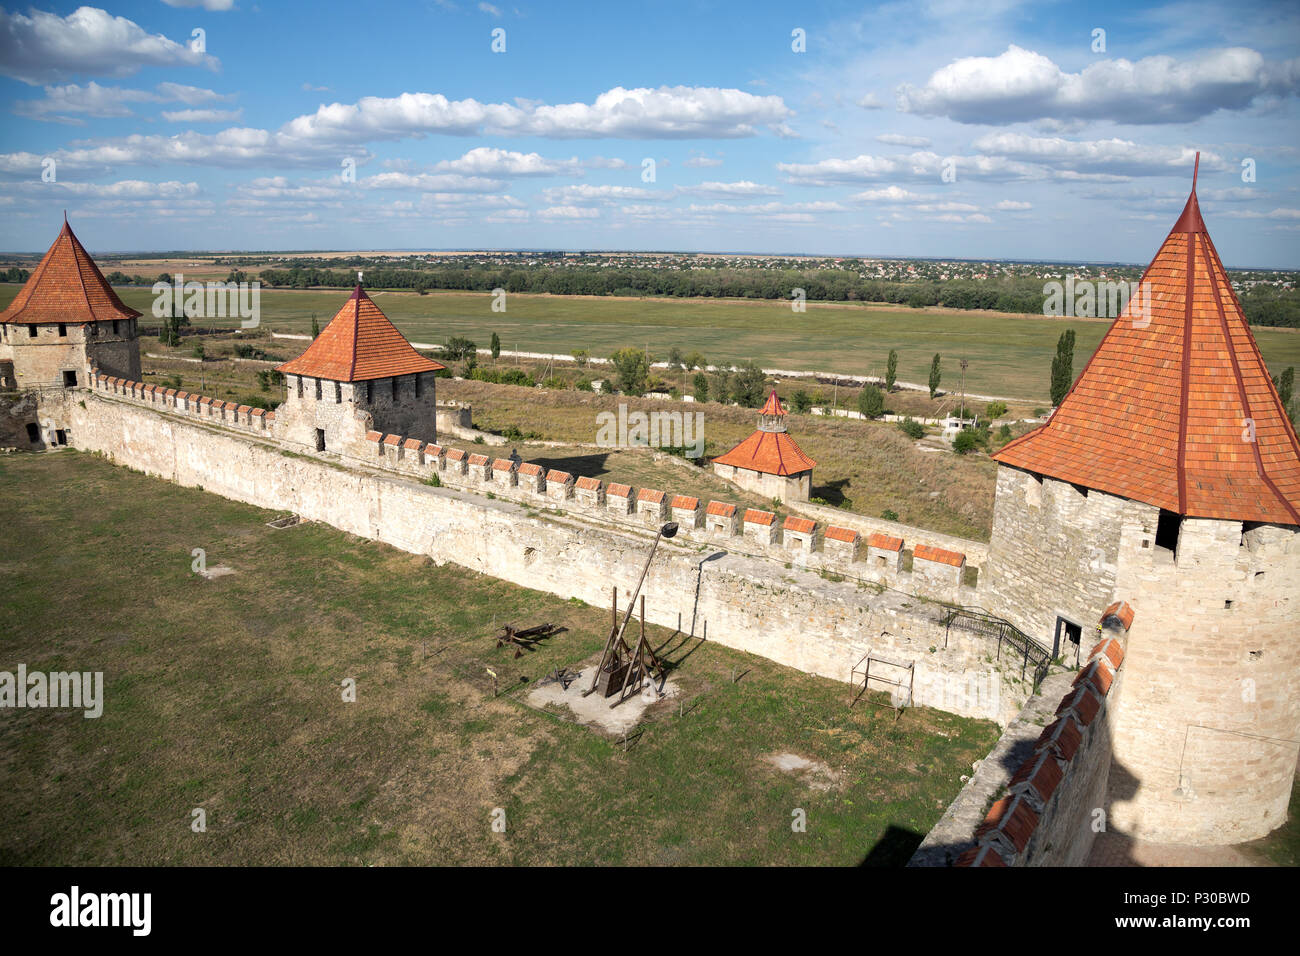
[925,603,1053,691]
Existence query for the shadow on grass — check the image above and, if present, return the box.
[858,824,925,867]
[812,477,851,507]
[526,451,612,478]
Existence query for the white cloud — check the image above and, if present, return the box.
[678,180,781,198]
[538,205,601,220]
[478,2,502,15]
[539,184,663,205]
[850,186,927,202]
[12,81,234,123]
[897,44,1300,125]
[0,6,218,85]
[876,133,931,148]
[360,172,506,192]
[683,156,723,168]
[972,133,1218,177]
[162,1,236,9]
[995,199,1032,210]
[432,147,580,177]
[162,0,236,9]
[0,178,200,199]
[162,109,243,123]
[856,93,884,109]
[778,151,1039,185]
[281,85,792,142]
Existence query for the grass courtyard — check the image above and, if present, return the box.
[0,451,1000,866]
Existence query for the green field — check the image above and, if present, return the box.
[6,284,1297,402]
[0,451,999,866]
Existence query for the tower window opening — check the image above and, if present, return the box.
[315,428,326,452]
[27,325,37,338]
[57,323,66,337]
[415,373,421,399]
[333,381,341,403]
[391,376,398,400]
[314,378,322,401]
[62,370,77,387]
[113,320,120,336]
[1154,509,1181,553]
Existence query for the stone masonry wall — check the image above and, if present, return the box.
[45,383,1042,726]
[911,624,1129,867]
[1107,511,1300,844]
[984,464,1126,647]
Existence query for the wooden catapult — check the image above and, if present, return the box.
[583,521,678,707]
[584,587,665,706]
[492,621,560,658]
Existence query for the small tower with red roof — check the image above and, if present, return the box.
[274,283,445,453]
[0,217,141,389]
[711,390,816,502]
[984,155,1300,845]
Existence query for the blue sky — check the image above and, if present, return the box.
[1,0,1298,265]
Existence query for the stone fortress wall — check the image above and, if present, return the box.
[25,368,1295,856]
[35,375,1052,727]
[913,618,1130,867]
[87,371,989,609]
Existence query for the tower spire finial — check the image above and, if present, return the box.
[1192,151,1199,191]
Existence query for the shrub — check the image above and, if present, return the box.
[575,378,594,392]
[881,509,899,521]
[897,418,925,439]
[857,384,885,419]
[953,430,981,454]
[790,389,813,413]
[984,400,1008,420]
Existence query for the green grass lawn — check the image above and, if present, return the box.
[0,451,999,866]
[5,283,1296,402]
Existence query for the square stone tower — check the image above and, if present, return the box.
[0,216,142,389]
[273,283,445,455]
[984,156,1300,846]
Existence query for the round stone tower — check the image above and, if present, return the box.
[984,156,1300,845]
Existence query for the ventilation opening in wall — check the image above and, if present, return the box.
[1224,599,1233,610]
[1154,509,1182,553]
[315,428,326,452]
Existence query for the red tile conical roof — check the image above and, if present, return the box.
[713,429,816,476]
[0,218,141,325]
[276,285,446,382]
[759,389,786,416]
[995,156,1300,525]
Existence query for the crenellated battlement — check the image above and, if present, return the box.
[90,369,983,607]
